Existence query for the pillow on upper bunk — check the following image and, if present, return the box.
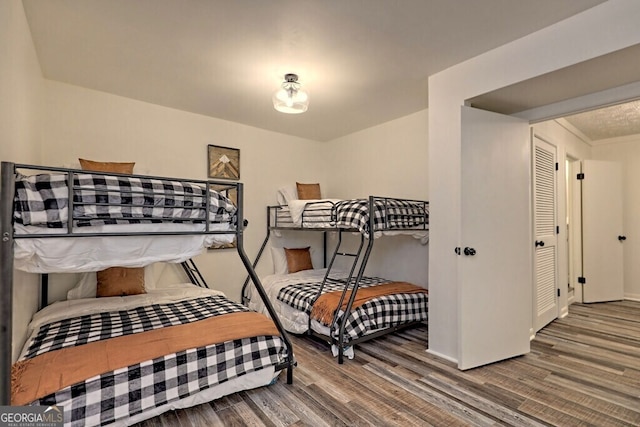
[79,158,135,174]
[276,184,298,205]
[97,267,146,297]
[296,182,321,200]
[284,247,314,273]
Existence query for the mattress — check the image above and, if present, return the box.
[248,268,428,342]
[15,285,287,427]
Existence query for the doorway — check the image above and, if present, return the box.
[534,100,635,320]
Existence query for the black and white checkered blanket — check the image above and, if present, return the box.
[23,295,286,426]
[277,276,428,342]
[333,198,428,238]
[14,173,237,228]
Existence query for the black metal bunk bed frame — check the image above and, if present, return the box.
[241,196,429,363]
[0,161,295,406]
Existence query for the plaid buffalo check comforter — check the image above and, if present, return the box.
[14,172,237,228]
[277,275,428,342]
[14,295,286,426]
[332,198,428,238]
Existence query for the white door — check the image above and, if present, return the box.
[533,135,558,332]
[581,160,624,302]
[459,106,532,370]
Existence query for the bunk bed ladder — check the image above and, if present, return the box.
[180,260,210,288]
[334,196,377,364]
[308,228,367,354]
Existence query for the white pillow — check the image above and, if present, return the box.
[276,185,298,205]
[66,272,97,300]
[270,246,289,275]
[66,266,157,300]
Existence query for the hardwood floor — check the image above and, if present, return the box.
[135,300,640,426]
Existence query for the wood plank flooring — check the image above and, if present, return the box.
[135,300,640,426]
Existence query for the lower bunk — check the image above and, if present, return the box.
[11,283,289,427]
[248,267,428,362]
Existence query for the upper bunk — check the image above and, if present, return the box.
[3,162,241,272]
[269,183,429,241]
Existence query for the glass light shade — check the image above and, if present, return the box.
[273,77,309,114]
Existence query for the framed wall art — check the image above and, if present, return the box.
[208,144,240,180]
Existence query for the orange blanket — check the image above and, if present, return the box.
[12,311,280,406]
[310,281,427,325]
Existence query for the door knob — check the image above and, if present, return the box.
[463,247,476,256]
[618,235,627,241]
[535,240,545,247]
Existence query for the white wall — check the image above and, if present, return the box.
[592,135,640,301]
[324,110,429,286]
[429,0,640,363]
[41,80,326,302]
[0,0,44,361]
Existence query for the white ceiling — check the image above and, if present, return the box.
[23,0,609,141]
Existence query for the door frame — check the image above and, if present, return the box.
[566,154,583,304]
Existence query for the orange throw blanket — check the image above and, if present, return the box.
[310,281,427,325]
[12,311,280,406]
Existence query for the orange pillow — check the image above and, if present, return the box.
[79,158,135,174]
[96,267,146,297]
[284,247,313,273]
[296,182,321,200]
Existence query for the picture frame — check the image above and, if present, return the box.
[208,144,240,180]
[208,184,237,250]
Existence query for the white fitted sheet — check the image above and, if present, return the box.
[14,223,234,273]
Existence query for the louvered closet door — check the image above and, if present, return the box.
[533,135,558,332]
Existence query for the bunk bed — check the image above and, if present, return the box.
[0,162,295,426]
[242,186,429,363]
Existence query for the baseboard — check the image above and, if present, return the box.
[426,348,458,365]
[559,306,569,318]
[624,293,640,302]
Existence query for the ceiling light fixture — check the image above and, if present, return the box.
[273,73,309,114]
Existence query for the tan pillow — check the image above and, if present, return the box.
[79,158,135,174]
[96,267,146,297]
[296,182,321,200]
[284,247,313,273]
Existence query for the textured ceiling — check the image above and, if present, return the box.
[22,0,606,141]
[564,100,640,142]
